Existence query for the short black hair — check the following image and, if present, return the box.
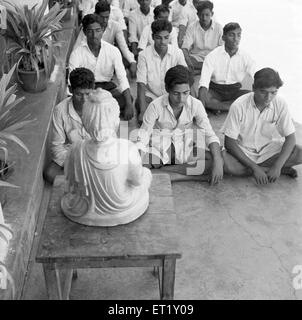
[82,14,101,31]
[165,65,194,91]
[223,22,241,35]
[197,1,214,15]
[95,0,111,14]
[253,68,284,89]
[69,68,95,90]
[153,4,170,19]
[151,19,172,35]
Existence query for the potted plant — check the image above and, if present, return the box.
[49,0,74,21]
[0,64,34,189]
[4,0,67,93]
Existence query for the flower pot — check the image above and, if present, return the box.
[17,68,48,93]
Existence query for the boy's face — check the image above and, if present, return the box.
[138,0,151,10]
[84,22,105,45]
[198,8,213,28]
[71,87,93,111]
[153,30,170,52]
[222,28,241,51]
[168,83,190,108]
[97,10,110,29]
[253,86,278,107]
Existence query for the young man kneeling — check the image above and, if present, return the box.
[221,68,302,184]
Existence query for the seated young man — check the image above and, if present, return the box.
[198,22,256,112]
[177,0,201,47]
[136,19,187,123]
[181,1,223,75]
[43,68,95,184]
[73,2,137,78]
[128,0,154,59]
[69,14,134,120]
[138,4,178,51]
[135,65,224,185]
[221,68,302,184]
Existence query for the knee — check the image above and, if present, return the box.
[295,145,302,164]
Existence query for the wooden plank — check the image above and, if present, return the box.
[161,258,176,300]
[43,264,62,300]
[36,174,181,261]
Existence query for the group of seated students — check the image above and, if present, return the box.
[43,0,302,186]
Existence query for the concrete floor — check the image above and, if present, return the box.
[22,107,302,300]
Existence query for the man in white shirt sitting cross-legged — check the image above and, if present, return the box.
[198,22,256,112]
[182,0,223,75]
[69,14,134,120]
[136,19,187,123]
[134,65,224,185]
[221,68,302,184]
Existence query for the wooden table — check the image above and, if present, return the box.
[36,174,181,300]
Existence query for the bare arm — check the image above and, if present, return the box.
[198,86,208,107]
[137,82,147,122]
[208,141,224,185]
[266,133,296,182]
[122,88,134,120]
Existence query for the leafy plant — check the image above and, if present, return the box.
[0,64,34,188]
[4,0,67,80]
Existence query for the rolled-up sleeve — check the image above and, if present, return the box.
[115,28,136,63]
[113,48,130,92]
[194,101,220,147]
[198,54,214,89]
[136,51,148,85]
[220,102,241,140]
[176,48,188,67]
[128,12,138,43]
[276,99,295,137]
[51,106,69,167]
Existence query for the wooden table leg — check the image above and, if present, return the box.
[43,263,62,300]
[161,258,176,300]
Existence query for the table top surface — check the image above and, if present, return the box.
[36,173,181,263]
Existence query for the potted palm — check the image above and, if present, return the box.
[0,64,34,189]
[4,0,67,93]
[49,0,74,21]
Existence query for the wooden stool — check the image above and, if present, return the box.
[36,174,181,300]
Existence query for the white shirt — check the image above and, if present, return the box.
[51,97,90,167]
[182,20,223,62]
[221,92,295,163]
[136,94,220,164]
[79,0,127,30]
[128,7,154,43]
[169,0,194,28]
[138,24,179,50]
[178,2,198,27]
[73,20,135,63]
[199,45,256,89]
[69,39,129,92]
[122,0,161,19]
[137,44,187,99]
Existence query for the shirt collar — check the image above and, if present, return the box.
[162,94,188,116]
[68,98,83,124]
[222,45,241,57]
[251,93,273,110]
[151,44,173,57]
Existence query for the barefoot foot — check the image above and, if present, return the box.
[281,167,298,178]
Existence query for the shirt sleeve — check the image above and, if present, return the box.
[138,25,149,50]
[113,47,130,92]
[176,48,188,67]
[245,53,257,79]
[170,27,179,47]
[128,12,138,43]
[275,98,296,137]
[220,101,242,140]
[181,23,194,51]
[199,53,214,89]
[51,104,70,167]
[115,27,136,63]
[136,51,148,85]
[193,100,220,147]
[178,8,189,27]
[115,7,127,30]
